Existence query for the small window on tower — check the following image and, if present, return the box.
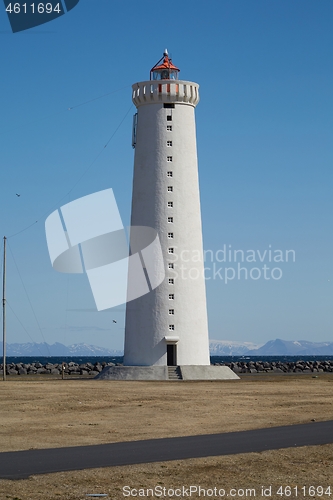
[167,156,173,162]
[169,293,174,299]
[167,186,173,192]
[168,201,173,207]
[169,279,174,285]
[167,115,172,121]
[169,309,175,315]
[168,263,174,269]
[169,324,175,331]
[168,233,173,239]
[168,217,173,223]
[167,125,172,131]
[164,103,175,108]
[168,248,174,254]
[167,171,173,177]
[167,141,172,147]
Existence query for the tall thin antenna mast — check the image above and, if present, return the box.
[2,236,6,381]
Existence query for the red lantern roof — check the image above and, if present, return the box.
[150,50,180,80]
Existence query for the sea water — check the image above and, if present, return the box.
[4,355,333,365]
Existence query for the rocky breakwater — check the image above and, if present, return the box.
[1,360,333,376]
[0,361,120,376]
[217,360,333,373]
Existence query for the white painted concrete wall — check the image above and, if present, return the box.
[124,79,210,366]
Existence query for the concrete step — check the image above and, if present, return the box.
[168,366,182,380]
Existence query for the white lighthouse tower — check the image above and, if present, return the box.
[124,49,210,369]
[98,51,238,380]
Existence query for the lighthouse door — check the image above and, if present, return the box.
[167,344,177,366]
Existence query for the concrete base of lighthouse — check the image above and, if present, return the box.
[95,365,239,381]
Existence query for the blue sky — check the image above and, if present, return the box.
[1,0,332,350]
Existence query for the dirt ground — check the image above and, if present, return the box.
[0,374,332,499]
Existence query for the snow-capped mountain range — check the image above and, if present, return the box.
[209,340,261,356]
[0,342,122,357]
[1,338,333,356]
[247,338,333,356]
[210,339,333,355]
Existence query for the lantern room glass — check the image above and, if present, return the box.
[152,69,179,80]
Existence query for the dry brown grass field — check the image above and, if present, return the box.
[0,374,332,499]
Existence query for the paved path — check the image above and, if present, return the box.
[1,421,333,479]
